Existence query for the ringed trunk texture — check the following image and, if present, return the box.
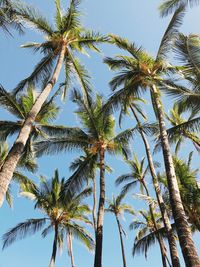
[68,233,75,267]
[94,147,105,267]
[49,224,58,267]
[116,215,127,267]
[152,85,200,267]
[0,45,66,207]
[131,105,180,267]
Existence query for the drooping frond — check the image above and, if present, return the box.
[34,128,90,157]
[174,33,200,79]
[66,223,94,251]
[16,3,54,35]
[0,85,25,119]
[156,4,185,62]
[2,218,47,249]
[159,0,199,17]
[13,53,57,94]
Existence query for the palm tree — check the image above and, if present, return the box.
[130,209,173,266]
[0,0,24,35]
[103,7,200,266]
[0,0,106,207]
[159,0,199,17]
[105,193,134,267]
[116,155,170,267]
[34,91,134,267]
[2,169,94,267]
[104,91,180,265]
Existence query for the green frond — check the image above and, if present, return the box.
[159,0,198,17]
[174,33,200,78]
[66,223,94,251]
[13,53,57,94]
[16,3,54,35]
[0,121,22,141]
[0,85,25,119]
[156,4,185,62]
[34,129,90,157]
[115,173,134,186]
[67,52,92,100]
[2,218,47,249]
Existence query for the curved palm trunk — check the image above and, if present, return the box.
[115,214,127,267]
[142,181,168,267]
[49,224,58,267]
[0,45,66,207]
[94,147,105,267]
[67,233,75,267]
[152,85,200,267]
[131,105,180,267]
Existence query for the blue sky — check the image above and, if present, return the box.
[1,1,200,267]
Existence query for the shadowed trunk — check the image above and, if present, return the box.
[67,233,75,267]
[152,85,200,267]
[131,105,180,267]
[142,181,169,267]
[116,214,127,267]
[49,224,58,267]
[94,147,105,267]
[92,177,97,232]
[0,45,66,207]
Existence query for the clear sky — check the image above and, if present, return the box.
[1,1,200,267]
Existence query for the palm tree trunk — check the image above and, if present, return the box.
[131,105,180,267]
[151,85,200,267]
[116,215,127,267]
[67,233,75,267]
[92,177,97,232]
[0,45,66,207]
[142,181,168,267]
[94,147,105,267]
[49,224,58,267]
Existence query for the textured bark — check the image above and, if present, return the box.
[142,181,168,267]
[92,177,97,232]
[94,147,105,267]
[152,85,200,267]
[0,45,66,207]
[131,105,180,267]
[116,215,127,267]
[68,233,75,267]
[49,224,58,267]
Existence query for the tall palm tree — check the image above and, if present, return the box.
[0,0,106,207]
[104,92,180,265]
[116,155,169,267]
[2,170,94,267]
[105,193,134,267]
[103,7,200,266]
[130,209,173,266]
[34,91,134,267]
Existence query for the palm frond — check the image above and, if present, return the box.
[156,4,185,62]
[2,218,47,249]
[13,53,57,94]
[16,3,54,35]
